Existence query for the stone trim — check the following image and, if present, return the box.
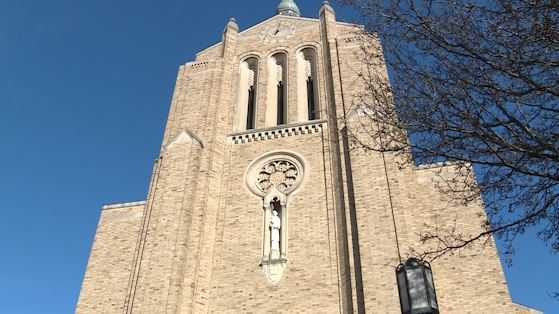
[164,130,204,151]
[513,303,543,314]
[260,257,288,265]
[413,160,464,171]
[185,60,221,73]
[187,61,210,72]
[245,151,306,198]
[102,201,147,211]
[228,120,326,144]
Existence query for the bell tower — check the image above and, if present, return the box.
[76,1,541,313]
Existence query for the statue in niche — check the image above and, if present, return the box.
[270,209,282,260]
[247,155,305,284]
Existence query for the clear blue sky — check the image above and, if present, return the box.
[0,0,556,313]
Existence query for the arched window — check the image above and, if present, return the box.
[266,53,288,127]
[297,48,319,121]
[236,57,259,131]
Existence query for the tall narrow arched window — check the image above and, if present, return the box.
[266,53,288,127]
[297,48,319,122]
[236,57,259,131]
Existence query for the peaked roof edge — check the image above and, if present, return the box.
[193,15,363,61]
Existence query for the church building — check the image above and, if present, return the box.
[76,1,540,313]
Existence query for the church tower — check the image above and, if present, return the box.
[77,2,540,313]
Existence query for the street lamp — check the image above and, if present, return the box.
[396,258,440,314]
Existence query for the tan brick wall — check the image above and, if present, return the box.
[207,126,342,313]
[76,203,145,314]
[346,150,522,313]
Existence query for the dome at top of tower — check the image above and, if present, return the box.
[277,0,301,17]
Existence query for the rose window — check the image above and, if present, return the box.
[256,160,299,193]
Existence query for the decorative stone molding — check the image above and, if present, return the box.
[187,60,219,73]
[189,61,209,70]
[229,120,326,144]
[246,152,305,198]
[245,151,306,284]
[256,160,299,194]
[102,201,147,211]
[164,130,204,151]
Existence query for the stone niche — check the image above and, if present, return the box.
[246,151,305,284]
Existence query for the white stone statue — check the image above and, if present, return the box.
[270,210,281,259]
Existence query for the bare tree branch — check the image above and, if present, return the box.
[338,0,559,262]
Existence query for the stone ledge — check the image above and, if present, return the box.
[228,120,327,144]
[413,160,464,171]
[102,201,147,211]
[260,257,288,266]
[513,303,543,314]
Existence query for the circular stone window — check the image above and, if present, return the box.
[246,152,305,197]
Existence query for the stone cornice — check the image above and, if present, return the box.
[228,120,327,144]
[102,201,147,211]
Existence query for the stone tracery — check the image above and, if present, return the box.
[256,160,299,194]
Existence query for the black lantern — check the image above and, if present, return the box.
[396,258,439,314]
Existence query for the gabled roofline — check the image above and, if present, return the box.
[239,14,363,36]
[239,14,317,35]
[195,14,363,60]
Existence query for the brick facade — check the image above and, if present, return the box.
[76,3,540,313]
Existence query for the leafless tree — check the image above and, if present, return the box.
[337,0,559,262]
